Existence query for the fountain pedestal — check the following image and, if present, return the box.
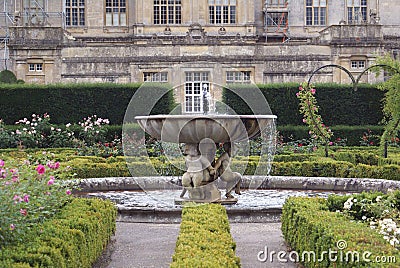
[135,114,276,205]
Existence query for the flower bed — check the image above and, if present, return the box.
[171,203,240,268]
[282,195,400,267]
[0,198,117,267]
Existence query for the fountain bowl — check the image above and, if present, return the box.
[135,114,277,144]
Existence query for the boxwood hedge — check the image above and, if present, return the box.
[0,83,175,124]
[0,198,117,268]
[281,197,400,267]
[171,204,240,268]
[223,83,384,126]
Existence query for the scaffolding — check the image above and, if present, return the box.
[263,0,291,43]
[0,0,65,70]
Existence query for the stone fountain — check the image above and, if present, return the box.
[135,114,277,204]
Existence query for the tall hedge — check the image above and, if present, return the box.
[0,83,175,124]
[223,83,384,126]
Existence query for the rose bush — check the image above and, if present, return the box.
[297,82,333,156]
[0,153,75,248]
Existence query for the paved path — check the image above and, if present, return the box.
[100,222,297,268]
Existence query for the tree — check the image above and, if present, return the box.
[374,55,400,157]
[0,70,18,84]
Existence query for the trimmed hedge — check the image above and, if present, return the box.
[281,197,400,267]
[64,157,400,181]
[278,125,384,146]
[0,198,117,267]
[171,204,240,268]
[0,83,175,124]
[223,83,384,126]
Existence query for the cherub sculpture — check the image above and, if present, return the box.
[213,142,242,198]
[180,143,216,199]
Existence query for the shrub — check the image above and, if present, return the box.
[0,198,117,268]
[171,204,240,268]
[0,70,18,84]
[223,83,384,126]
[0,83,175,125]
[282,197,400,267]
[0,155,76,247]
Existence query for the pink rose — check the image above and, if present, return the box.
[10,224,15,231]
[310,88,316,94]
[23,194,29,203]
[36,164,46,175]
[66,190,72,195]
[20,209,27,216]
[0,159,4,167]
[13,195,22,203]
[47,178,55,185]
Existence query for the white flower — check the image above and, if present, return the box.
[344,197,354,210]
[66,123,71,128]
[362,216,367,220]
[376,196,382,202]
[51,127,55,131]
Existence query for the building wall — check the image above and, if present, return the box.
[0,0,399,112]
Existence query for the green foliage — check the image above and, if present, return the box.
[282,197,400,267]
[171,204,240,268]
[0,70,18,84]
[279,125,384,146]
[0,155,75,247]
[0,83,175,125]
[1,147,399,180]
[297,82,333,143]
[0,198,117,268]
[223,83,384,126]
[375,56,400,150]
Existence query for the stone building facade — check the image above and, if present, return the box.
[0,0,399,113]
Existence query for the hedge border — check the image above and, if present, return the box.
[0,198,117,268]
[171,203,240,268]
[281,197,400,267]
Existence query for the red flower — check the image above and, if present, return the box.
[36,164,46,175]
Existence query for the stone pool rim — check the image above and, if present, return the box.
[75,176,400,223]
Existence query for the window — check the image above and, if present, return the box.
[185,72,209,113]
[266,0,288,8]
[28,63,43,72]
[65,0,85,26]
[143,72,168,82]
[351,60,366,69]
[105,0,126,26]
[209,0,236,24]
[226,71,251,83]
[154,0,181,25]
[305,0,327,26]
[347,0,367,24]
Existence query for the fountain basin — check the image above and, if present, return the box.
[135,114,276,143]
